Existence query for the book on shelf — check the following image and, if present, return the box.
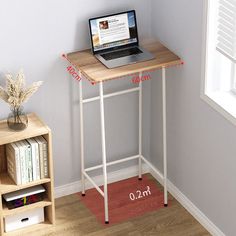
[34,136,49,178]
[22,140,33,182]
[6,142,21,185]
[27,138,40,181]
[6,136,48,185]
[17,141,28,184]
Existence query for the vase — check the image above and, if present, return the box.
[7,107,28,131]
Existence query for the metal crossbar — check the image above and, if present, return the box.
[84,155,140,172]
[83,87,140,104]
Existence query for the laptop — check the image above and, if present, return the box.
[89,10,155,68]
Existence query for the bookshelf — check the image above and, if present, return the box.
[0,113,55,235]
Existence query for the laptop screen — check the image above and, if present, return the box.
[89,10,138,54]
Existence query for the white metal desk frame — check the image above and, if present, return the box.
[78,68,168,224]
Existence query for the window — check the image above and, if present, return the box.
[217,0,236,92]
[202,0,236,124]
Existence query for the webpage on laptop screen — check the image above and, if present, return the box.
[90,12,138,52]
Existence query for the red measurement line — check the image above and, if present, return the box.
[99,60,184,84]
[62,54,94,84]
[67,66,81,81]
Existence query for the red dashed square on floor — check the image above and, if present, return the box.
[77,174,167,225]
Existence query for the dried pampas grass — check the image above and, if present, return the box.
[0,70,43,109]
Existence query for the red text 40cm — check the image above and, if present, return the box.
[67,66,81,81]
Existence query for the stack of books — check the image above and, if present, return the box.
[3,185,46,209]
[6,136,48,185]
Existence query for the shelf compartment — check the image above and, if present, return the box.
[0,173,51,194]
[0,113,50,146]
[3,199,52,216]
[3,220,52,236]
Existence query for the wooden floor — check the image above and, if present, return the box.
[23,176,211,236]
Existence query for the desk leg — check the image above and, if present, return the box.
[79,76,86,196]
[162,67,168,207]
[138,72,143,180]
[99,82,109,224]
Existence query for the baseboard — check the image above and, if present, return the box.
[149,169,225,236]
[55,163,149,199]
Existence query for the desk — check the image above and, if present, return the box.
[64,40,182,224]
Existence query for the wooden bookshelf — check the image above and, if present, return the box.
[0,113,55,235]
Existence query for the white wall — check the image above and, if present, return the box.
[0,0,152,187]
[150,1,236,235]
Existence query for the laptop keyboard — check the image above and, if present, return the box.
[101,47,143,61]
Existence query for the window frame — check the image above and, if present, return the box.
[201,0,236,126]
[231,63,236,93]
